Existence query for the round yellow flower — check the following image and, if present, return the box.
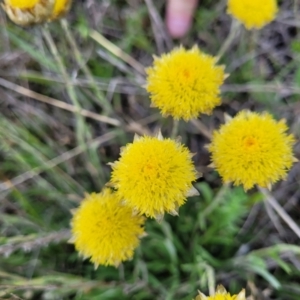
[227,0,278,29]
[209,111,296,190]
[195,285,246,300]
[49,0,71,20]
[70,189,145,267]
[110,132,198,219]
[145,46,226,121]
[5,0,39,9]
[2,0,54,25]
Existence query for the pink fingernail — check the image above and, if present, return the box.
[167,15,191,38]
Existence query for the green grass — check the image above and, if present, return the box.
[0,1,300,299]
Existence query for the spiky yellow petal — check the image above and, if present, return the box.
[6,0,39,8]
[227,0,278,29]
[110,134,197,218]
[194,285,246,300]
[70,188,145,267]
[49,0,71,20]
[146,46,226,121]
[209,111,295,190]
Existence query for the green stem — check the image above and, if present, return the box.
[42,26,106,185]
[171,119,179,138]
[202,183,230,218]
[60,19,112,115]
[217,19,240,61]
[42,25,86,149]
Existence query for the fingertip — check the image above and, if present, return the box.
[166,13,192,38]
[165,0,198,38]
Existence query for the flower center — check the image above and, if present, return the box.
[143,162,158,178]
[244,136,257,148]
[7,0,39,9]
[182,69,190,78]
[141,155,164,180]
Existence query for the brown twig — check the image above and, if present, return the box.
[190,119,212,139]
[0,230,70,257]
[144,0,173,53]
[90,30,146,76]
[0,77,121,126]
[0,131,119,192]
[259,187,300,239]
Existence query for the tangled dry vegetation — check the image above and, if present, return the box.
[0,0,300,299]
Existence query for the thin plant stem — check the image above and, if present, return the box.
[42,25,106,185]
[0,130,120,193]
[90,30,146,76]
[144,0,173,53]
[217,19,241,61]
[0,77,120,126]
[202,183,230,218]
[206,264,215,296]
[294,0,299,16]
[60,19,112,115]
[259,187,300,239]
[191,119,212,139]
[42,25,86,148]
[249,29,259,59]
[171,119,179,138]
[294,0,300,39]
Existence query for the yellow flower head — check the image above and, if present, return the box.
[195,285,246,300]
[70,189,145,267]
[209,111,296,190]
[5,0,39,9]
[227,0,278,29]
[146,46,226,121]
[2,0,54,25]
[2,0,71,25]
[110,132,198,219]
[49,0,71,20]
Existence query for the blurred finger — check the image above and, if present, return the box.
[166,0,199,38]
